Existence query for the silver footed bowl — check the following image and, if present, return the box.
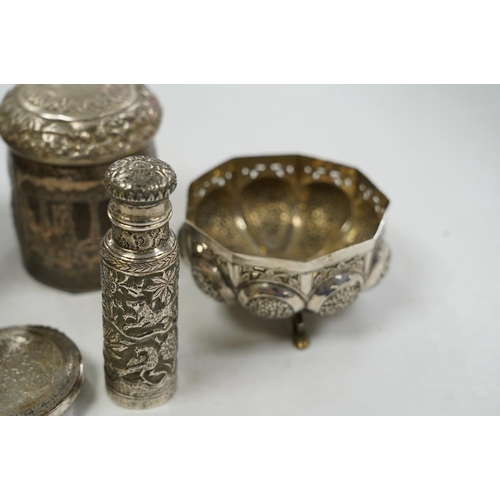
[179,154,391,348]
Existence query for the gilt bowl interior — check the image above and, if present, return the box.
[186,155,389,262]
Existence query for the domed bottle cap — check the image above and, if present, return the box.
[105,156,177,206]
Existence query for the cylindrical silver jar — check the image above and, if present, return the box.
[0,85,161,292]
[101,156,179,409]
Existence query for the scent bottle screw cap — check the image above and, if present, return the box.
[105,156,177,206]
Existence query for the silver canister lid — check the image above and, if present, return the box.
[0,325,84,416]
[0,84,161,166]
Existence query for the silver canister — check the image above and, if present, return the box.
[0,85,161,292]
[100,156,179,409]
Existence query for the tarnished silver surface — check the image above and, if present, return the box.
[0,84,161,292]
[101,156,179,409]
[180,154,391,348]
[0,84,161,166]
[0,325,84,416]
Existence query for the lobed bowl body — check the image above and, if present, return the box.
[180,155,390,320]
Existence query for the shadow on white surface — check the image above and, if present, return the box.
[70,351,98,416]
[0,246,26,292]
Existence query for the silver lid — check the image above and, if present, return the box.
[105,155,177,205]
[0,325,84,416]
[0,84,161,166]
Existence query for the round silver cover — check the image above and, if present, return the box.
[0,84,161,165]
[0,325,84,416]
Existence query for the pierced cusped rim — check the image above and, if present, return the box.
[183,154,390,273]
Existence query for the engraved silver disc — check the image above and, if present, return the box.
[0,325,84,416]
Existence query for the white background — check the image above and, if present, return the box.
[0,84,499,415]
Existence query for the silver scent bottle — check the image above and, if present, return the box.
[100,156,179,409]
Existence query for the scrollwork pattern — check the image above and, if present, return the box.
[112,226,169,251]
[102,249,179,400]
[240,266,300,290]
